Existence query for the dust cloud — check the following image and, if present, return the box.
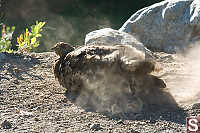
[168,41,200,105]
[71,40,200,112]
[61,45,178,114]
[70,66,143,114]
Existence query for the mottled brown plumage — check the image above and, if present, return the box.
[52,44,163,92]
[51,42,75,80]
[52,44,177,112]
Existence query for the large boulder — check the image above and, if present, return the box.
[85,28,154,59]
[119,0,200,53]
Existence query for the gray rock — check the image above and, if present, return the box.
[117,120,125,125]
[1,120,12,129]
[90,123,102,131]
[85,28,155,59]
[119,0,200,53]
[85,28,144,49]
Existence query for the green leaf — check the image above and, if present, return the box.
[31,37,37,44]
[6,26,10,32]
[11,26,15,32]
[33,42,39,48]
[7,49,14,53]
[35,33,42,38]
[39,22,46,28]
[31,26,34,33]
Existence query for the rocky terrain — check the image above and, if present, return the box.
[1,0,200,132]
[0,50,199,133]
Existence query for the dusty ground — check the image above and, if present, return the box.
[0,51,199,133]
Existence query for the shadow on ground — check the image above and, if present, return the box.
[0,52,43,81]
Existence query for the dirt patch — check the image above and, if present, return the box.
[0,51,197,132]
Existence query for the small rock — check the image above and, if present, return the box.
[90,123,102,131]
[1,120,12,129]
[117,120,125,125]
[13,68,22,73]
[34,117,39,121]
[139,121,146,125]
[0,90,4,95]
[149,119,156,124]
[19,110,33,117]
[130,130,140,133]
[12,79,20,85]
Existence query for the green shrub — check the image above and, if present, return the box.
[0,24,15,53]
[17,21,46,52]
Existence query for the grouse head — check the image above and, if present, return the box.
[51,42,75,57]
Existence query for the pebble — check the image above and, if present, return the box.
[131,130,140,133]
[139,121,146,125]
[90,123,102,131]
[34,117,40,121]
[1,120,12,129]
[117,120,125,125]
